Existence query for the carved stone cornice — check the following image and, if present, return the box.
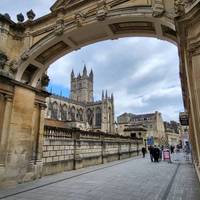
[174,0,185,17]
[54,19,65,36]
[74,12,85,27]
[152,0,165,17]
[96,0,108,21]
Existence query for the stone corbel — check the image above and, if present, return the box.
[8,59,18,75]
[54,19,65,36]
[41,73,50,89]
[152,0,165,17]
[74,12,85,27]
[96,0,108,21]
[174,0,185,17]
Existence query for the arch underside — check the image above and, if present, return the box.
[16,10,176,87]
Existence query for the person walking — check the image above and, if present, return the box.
[184,142,191,161]
[148,146,154,162]
[153,145,160,162]
[142,147,146,158]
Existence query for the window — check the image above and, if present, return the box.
[61,105,68,121]
[79,109,83,121]
[95,107,101,127]
[71,107,76,121]
[87,109,93,126]
[131,133,136,138]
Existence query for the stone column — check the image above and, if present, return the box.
[189,113,198,163]
[28,102,46,180]
[5,86,36,184]
[0,95,12,165]
[0,94,6,166]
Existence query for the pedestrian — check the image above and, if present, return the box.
[142,147,146,158]
[170,145,174,154]
[148,146,154,162]
[184,142,191,161]
[153,145,160,162]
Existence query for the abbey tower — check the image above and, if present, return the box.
[70,65,93,102]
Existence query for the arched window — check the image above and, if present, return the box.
[87,109,93,126]
[71,106,76,121]
[108,107,112,132]
[51,102,58,120]
[61,105,68,121]
[95,107,101,127]
[79,108,83,121]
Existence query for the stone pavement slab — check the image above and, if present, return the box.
[0,155,199,200]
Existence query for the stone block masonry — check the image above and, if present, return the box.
[42,125,143,176]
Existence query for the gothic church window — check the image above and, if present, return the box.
[61,105,68,121]
[95,107,101,127]
[71,106,76,121]
[87,109,93,126]
[79,109,83,121]
[51,102,58,120]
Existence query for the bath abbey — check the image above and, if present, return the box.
[45,65,115,133]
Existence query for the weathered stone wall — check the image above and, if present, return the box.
[42,125,142,176]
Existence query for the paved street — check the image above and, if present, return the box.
[0,154,199,200]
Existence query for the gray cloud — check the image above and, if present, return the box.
[49,38,184,122]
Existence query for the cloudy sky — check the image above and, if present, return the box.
[0,1,184,122]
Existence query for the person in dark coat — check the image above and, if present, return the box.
[153,145,160,162]
[148,146,154,162]
[142,147,146,158]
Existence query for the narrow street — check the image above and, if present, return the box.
[0,154,199,200]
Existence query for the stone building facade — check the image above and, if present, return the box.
[117,111,165,145]
[164,121,181,146]
[45,66,115,134]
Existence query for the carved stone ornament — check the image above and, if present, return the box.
[174,0,185,17]
[21,49,30,61]
[0,52,8,70]
[54,19,65,36]
[8,59,18,74]
[152,0,165,17]
[74,12,85,27]
[41,74,50,87]
[0,52,16,78]
[17,13,25,23]
[96,0,108,21]
[27,9,36,21]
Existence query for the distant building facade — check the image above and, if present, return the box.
[45,66,115,133]
[117,111,165,145]
[164,121,181,146]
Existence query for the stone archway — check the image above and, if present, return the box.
[1,0,200,185]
